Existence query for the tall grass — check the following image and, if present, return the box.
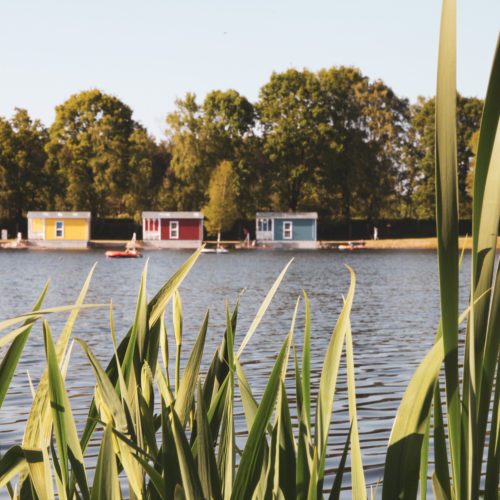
[0,0,498,498]
[382,0,500,498]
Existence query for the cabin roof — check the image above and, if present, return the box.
[256,212,318,220]
[142,211,203,219]
[27,211,91,219]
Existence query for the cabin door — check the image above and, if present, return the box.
[256,218,273,240]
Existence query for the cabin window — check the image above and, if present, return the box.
[55,221,64,238]
[258,218,272,232]
[170,221,179,239]
[283,221,292,239]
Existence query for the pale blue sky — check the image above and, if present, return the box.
[1,0,498,139]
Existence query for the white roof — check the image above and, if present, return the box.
[256,212,318,220]
[142,211,203,219]
[27,211,91,219]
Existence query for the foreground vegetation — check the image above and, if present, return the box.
[0,0,498,498]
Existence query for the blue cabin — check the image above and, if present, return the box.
[255,212,318,249]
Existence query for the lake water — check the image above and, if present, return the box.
[0,248,472,492]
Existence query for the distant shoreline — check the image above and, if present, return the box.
[1,237,498,251]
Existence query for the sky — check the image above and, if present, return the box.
[1,0,498,139]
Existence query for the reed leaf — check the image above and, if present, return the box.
[43,321,88,498]
[236,259,293,358]
[0,447,27,491]
[302,290,312,427]
[382,339,444,499]
[231,332,291,499]
[329,424,352,500]
[174,310,209,428]
[76,338,143,498]
[90,425,121,500]
[79,248,202,454]
[433,382,451,499]
[0,281,48,409]
[345,318,366,499]
[23,265,96,450]
[315,266,355,482]
[170,407,204,499]
[435,0,461,495]
[195,381,222,500]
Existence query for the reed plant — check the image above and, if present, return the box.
[382,0,500,498]
[0,251,366,499]
[0,0,498,498]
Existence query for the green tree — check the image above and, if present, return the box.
[0,109,48,220]
[124,130,171,220]
[166,90,256,213]
[45,89,138,215]
[257,69,325,211]
[203,160,239,242]
[410,94,483,218]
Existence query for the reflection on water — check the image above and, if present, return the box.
[0,249,471,491]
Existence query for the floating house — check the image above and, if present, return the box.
[255,212,318,249]
[142,211,204,249]
[27,211,91,249]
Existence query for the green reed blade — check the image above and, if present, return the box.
[173,290,183,396]
[77,338,143,498]
[0,281,48,409]
[236,259,293,358]
[148,246,204,328]
[90,425,122,500]
[476,128,500,456]
[274,382,296,499]
[79,248,202,455]
[435,0,461,495]
[23,265,97,451]
[382,339,444,499]
[484,356,500,499]
[231,332,291,499]
[307,448,319,500]
[295,336,314,500]
[174,310,208,428]
[43,321,88,498]
[432,472,449,500]
[345,318,366,499]
[433,382,451,499]
[217,373,234,500]
[302,290,312,427]
[315,266,355,484]
[170,406,204,499]
[0,447,27,491]
[195,381,222,500]
[419,406,431,500]
[329,424,352,500]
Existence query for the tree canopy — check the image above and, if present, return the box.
[203,160,239,238]
[0,69,484,228]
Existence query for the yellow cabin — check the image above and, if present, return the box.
[27,212,91,248]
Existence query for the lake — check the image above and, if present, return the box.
[0,248,472,491]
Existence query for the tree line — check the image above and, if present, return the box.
[0,67,483,227]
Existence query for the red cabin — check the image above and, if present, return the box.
[142,212,204,249]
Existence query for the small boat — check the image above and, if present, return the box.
[105,249,142,258]
[202,247,229,254]
[106,233,142,258]
[337,241,366,251]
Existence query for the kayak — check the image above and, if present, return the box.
[105,250,142,258]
